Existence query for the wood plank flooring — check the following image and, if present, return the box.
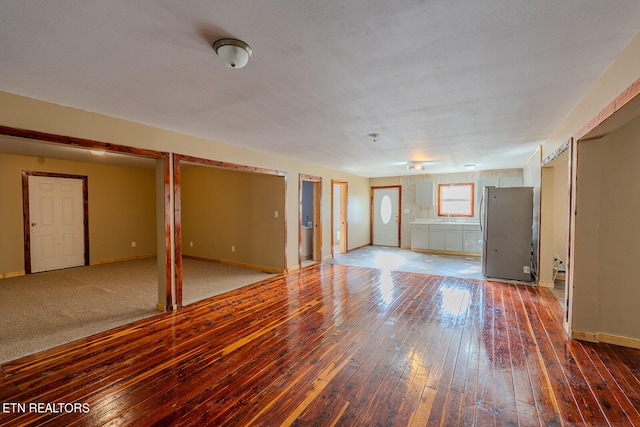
[1,263,640,426]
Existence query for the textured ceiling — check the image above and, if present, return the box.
[1,1,639,177]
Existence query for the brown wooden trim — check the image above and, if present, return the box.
[21,171,89,273]
[0,125,165,159]
[21,172,30,274]
[370,185,402,247]
[282,174,288,272]
[298,173,320,181]
[565,138,575,328]
[163,153,173,311]
[174,153,285,177]
[172,154,182,309]
[183,255,284,274]
[330,181,336,256]
[340,182,348,254]
[436,183,474,217]
[574,76,640,142]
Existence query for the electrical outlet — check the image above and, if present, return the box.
[274,210,279,218]
[231,245,235,252]
[190,242,193,248]
[523,266,530,274]
[131,241,136,248]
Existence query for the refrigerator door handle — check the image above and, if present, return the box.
[479,190,484,239]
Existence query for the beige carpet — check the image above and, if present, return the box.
[0,257,274,364]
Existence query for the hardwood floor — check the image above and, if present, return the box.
[1,263,639,426]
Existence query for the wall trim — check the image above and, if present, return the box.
[572,330,640,349]
[349,243,370,252]
[598,333,640,349]
[183,255,283,274]
[155,303,178,312]
[0,271,25,279]
[541,137,571,166]
[90,254,155,266]
[571,330,599,343]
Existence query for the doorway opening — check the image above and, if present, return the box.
[540,144,570,312]
[174,154,287,308]
[299,174,322,268]
[331,180,348,257]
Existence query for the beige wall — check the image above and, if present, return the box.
[573,116,640,340]
[539,167,555,285]
[571,137,603,336]
[370,177,401,187]
[181,166,285,271]
[0,91,371,271]
[543,32,640,157]
[0,153,156,276]
[598,117,640,339]
[552,156,569,261]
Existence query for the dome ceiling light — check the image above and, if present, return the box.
[407,162,426,171]
[213,38,252,69]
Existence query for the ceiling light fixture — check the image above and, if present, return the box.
[407,162,425,171]
[464,164,476,170]
[213,38,252,69]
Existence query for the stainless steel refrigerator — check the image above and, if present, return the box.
[480,186,533,281]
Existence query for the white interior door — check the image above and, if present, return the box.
[373,187,399,246]
[29,175,85,273]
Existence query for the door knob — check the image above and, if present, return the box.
[31,222,37,227]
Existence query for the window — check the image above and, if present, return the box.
[438,183,474,217]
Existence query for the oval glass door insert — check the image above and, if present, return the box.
[380,195,392,224]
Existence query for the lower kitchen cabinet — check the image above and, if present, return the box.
[463,225,481,253]
[410,224,429,250]
[411,222,481,255]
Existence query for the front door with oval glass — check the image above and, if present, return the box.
[372,187,399,246]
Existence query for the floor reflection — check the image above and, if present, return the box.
[328,246,483,280]
[440,286,471,316]
[377,270,395,306]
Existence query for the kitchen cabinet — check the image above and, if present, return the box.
[429,224,462,252]
[410,222,481,255]
[428,227,446,250]
[445,228,463,252]
[462,224,481,254]
[416,181,435,206]
[410,224,429,250]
